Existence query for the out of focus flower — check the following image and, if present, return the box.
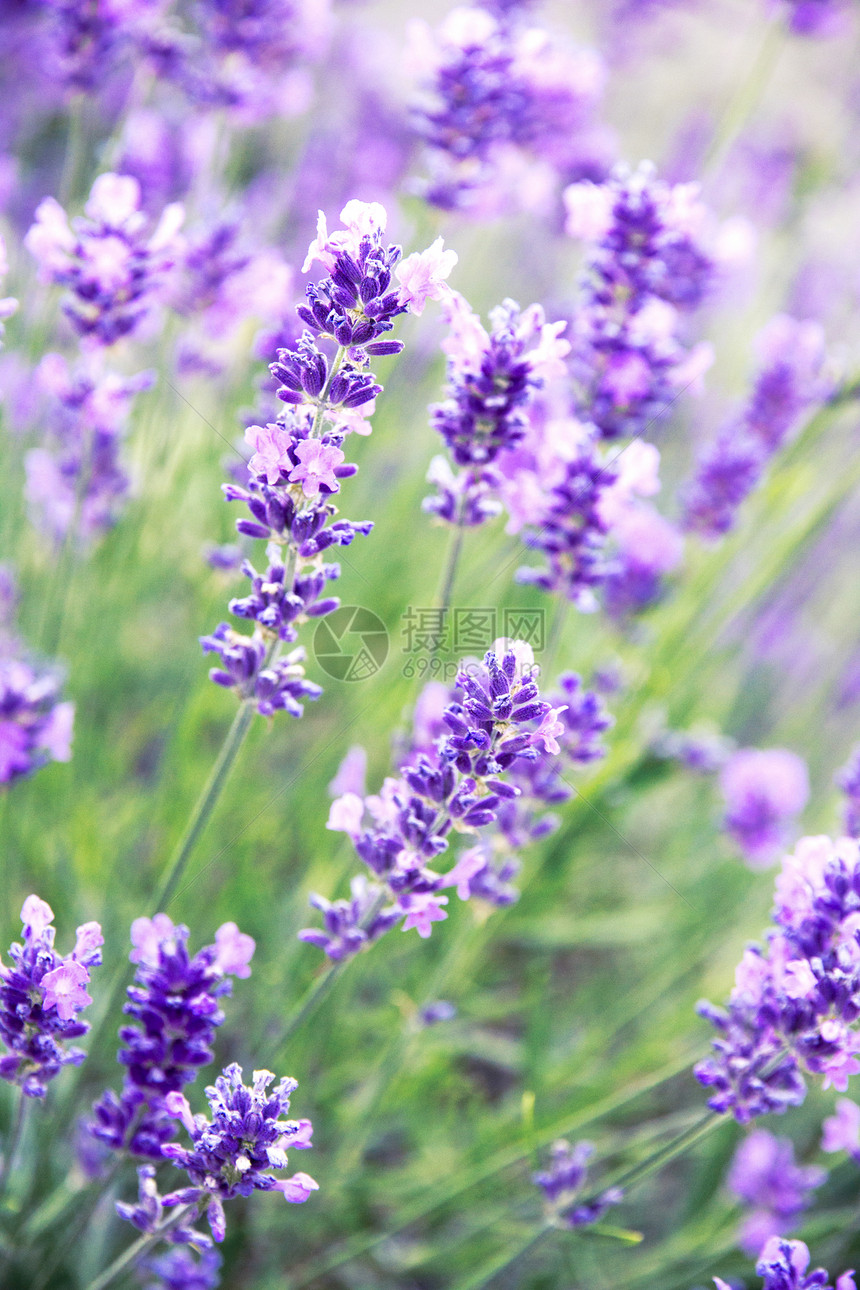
[25,173,184,346]
[727,1130,825,1256]
[0,233,18,346]
[534,1139,623,1227]
[769,0,849,37]
[0,656,74,786]
[410,5,609,214]
[836,747,860,839]
[821,1098,860,1161]
[0,896,101,1097]
[24,353,152,546]
[714,1238,857,1290]
[720,749,809,869]
[683,316,831,539]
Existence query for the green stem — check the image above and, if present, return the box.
[59,95,86,205]
[702,22,784,177]
[312,345,347,439]
[27,1157,124,1290]
[437,515,466,618]
[0,1093,28,1197]
[80,1204,197,1290]
[458,1225,550,1290]
[579,1111,722,1213]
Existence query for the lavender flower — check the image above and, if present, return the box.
[204,202,456,714]
[87,915,255,1162]
[156,1064,316,1243]
[32,0,167,92]
[303,640,586,959]
[713,1238,857,1290]
[423,291,569,528]
[0,896,102,1098]
[770,0,849,36]
[727,1130,825,1256]
[533,1139,623,1227]
[564,163,716,440]
[683,317,831,539]
[25,173,184,346]
[720,749,809,869]
[140,1244,222,1290]
[821,1097,860,1161]
[24,353,152,546]
[0,655,74,786]
[696,835,860,1122]
[410,7,608,214]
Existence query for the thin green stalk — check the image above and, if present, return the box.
[702,22,784,177]
[80,1204,197,1290]
[0,1093,28,1197]
[458,1225,550,1290]
[579,1111,722,1213]
[287,1052,695,1288]
[27,1158,123,1290]
[437,514,466,618]
[59,95,86,205]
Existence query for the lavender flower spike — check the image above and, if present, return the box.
[533,1139,623,1228]
[0,655,75,786]
[713,1238,857,1290]
[720,748,809,869]
[205,202,456,714]
[727,1129,825,1256]
[696,835,860,1122]
[157,1063,317,1243]
[87,914,255,1162]
[25,172,184,346]
[0,896,102,1097]
[302,639,569,958]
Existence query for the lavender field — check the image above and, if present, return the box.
[2,1,860,1287]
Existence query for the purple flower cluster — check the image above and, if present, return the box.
[821,1096,860,1161]
[87,915,254,1163]
[410,6,609,214]
[302,641,592,959]
[715,1238,856,1290]
[140,1244,222,1290]
[563,163,716,441]
[696,834,860,1122]
[0,896,102,1098]
[533,1139,623,1227]
[21,0,166,94]
[24,353,152,546]
[727,1129,825,1256]
[25,172,184,347]
[720,749,809,870]
[683,316,831,539]
[203,201,455,716]
[158,1064,316,1243]
[0,655,74,786]
[423,292,569,528]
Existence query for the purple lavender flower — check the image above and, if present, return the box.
[533,1139,623,1227]
[564,163,717,440]
[423,291,569,528]
[87,915,255,1162]
[28,0,167,93]
[302,640,566,958]
[727,1130,825,1256]
[821,1097,860,1161]
[713,1239,856,1290]
[652,725,735,774]
[25,173,184,346]
[204,202,456,714]
[140,1244,222,1290]
[0,655,74,786]
[683,316,831,540]
[0,896,101,1097]
[769,0,849,36]
[410,7,608,214]
[696,835,860,1121]
[24,353,152,546]
[720,749,809,869]
[155,1064,316,1243]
